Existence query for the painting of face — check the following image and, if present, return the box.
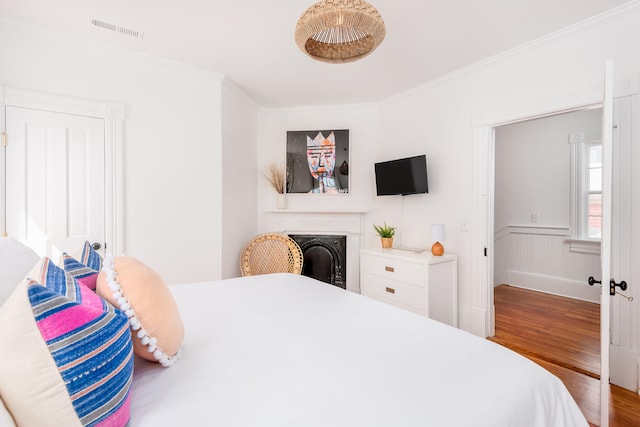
[286,129,349,194]
[306,132,337,192]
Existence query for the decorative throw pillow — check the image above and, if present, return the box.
[96,255,184,367]
[29,257,106,311]
[0,265,134,426]
[62,241,103,290]
[79,240,103,271]
[0,398,16,427]
[0,237,39,305]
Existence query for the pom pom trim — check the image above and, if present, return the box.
[102,254,181,367]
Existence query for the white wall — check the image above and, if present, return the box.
[375,4,640,333]
[221,82,259,278]
[0,18,225,284]
[493,109,602,301]
[495,109,602,231]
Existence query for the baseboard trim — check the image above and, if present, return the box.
[468,306,488,338]
[506,270,600,303]
[609,345,639,392]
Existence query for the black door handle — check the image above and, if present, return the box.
[589,277,628,296]
[610,279,627,296]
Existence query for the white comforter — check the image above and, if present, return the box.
[130,273,587,426]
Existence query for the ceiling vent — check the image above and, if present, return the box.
[90,19,144,39]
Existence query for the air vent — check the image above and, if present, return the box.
[90,19,144,39]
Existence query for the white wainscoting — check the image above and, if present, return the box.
[494,225,601,303]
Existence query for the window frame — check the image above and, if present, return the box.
[569,132,602,254]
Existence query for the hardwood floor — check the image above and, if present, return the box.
[491,284,600,378]
[489,285,640,427]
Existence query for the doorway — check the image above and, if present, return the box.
[472,74,638,426]
[492,108,603,378]
[1,85,125,256]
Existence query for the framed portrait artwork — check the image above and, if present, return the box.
[286,129,349,194]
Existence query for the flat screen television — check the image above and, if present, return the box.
[374,155,428,196]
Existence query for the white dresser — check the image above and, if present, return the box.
[360,248,458,327]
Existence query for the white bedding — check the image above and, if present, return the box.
[130,273,587,426]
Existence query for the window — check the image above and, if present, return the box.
[585,144,602,239]
[569,132,601,254]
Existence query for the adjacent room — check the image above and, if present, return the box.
[1,1,640,426]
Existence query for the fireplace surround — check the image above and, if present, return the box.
[263,209,365,293]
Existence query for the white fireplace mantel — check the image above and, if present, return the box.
[264,209,367,293]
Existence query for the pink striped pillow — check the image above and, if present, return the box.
[61,241,103,290]
[0,258,133,427]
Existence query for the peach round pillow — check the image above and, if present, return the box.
[97,255,184,367]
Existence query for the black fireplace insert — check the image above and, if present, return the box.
[288,234,346,289]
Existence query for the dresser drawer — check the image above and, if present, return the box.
[361,273,425,313]
[360,254,425,287]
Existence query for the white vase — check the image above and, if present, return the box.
[277,193,287,209]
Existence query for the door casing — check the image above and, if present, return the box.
[1,85,125,255]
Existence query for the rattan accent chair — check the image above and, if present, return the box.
[239,233,304,277]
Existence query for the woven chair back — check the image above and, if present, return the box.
[239,233,304,276]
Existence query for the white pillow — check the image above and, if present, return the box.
[0,238,39,305]
[0,398,16,427]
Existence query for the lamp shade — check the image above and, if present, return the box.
[431,224,446,243]
[295,0,386,64]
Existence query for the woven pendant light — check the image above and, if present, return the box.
[295,0,386,64]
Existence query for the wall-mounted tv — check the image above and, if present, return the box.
[374,155,428,196]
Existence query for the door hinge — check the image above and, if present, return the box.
[1,132,6,147]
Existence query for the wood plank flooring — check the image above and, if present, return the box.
[489,285,640,427]
[490,284,600,378]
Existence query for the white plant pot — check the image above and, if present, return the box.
[277,193,287,209]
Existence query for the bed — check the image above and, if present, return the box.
[130,273,587,426]
[0,237,588,426]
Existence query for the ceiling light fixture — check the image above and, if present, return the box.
[295,0,386,64]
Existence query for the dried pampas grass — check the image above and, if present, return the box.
[263,161,285,194]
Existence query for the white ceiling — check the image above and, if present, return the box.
[0,0,631,107]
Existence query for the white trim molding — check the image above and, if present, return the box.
[472,85,604,338]
[506,271,600,304]
[608,345,640,392]
[567,239,601,255]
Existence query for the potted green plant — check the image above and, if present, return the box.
[373,222,395,249]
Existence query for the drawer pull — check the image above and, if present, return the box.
[385,266,395,273]
[385,287,395,294]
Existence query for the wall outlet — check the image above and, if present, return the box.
[530,212,539,223]
[460,219,469,232]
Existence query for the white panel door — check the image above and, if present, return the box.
[598,59,614,427]
[5,106,105,260]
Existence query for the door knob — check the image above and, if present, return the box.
[610,279,627,296]
[92,242,102,250]
[588,276,601,286]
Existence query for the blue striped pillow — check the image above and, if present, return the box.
[31,257,102,306]
[62,241,103,290]
[0,259,133,427]
[28,283,133,426]
[80,240,103,271]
